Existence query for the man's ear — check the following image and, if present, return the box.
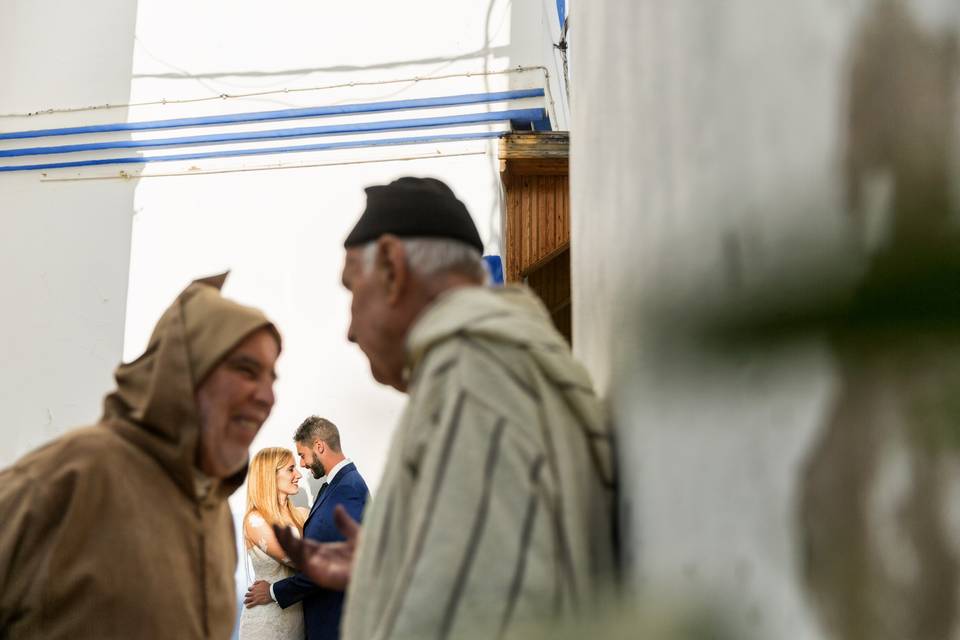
[314,439,325,456]
[376,235,409,306]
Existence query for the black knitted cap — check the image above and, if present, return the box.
[343,177,483,253]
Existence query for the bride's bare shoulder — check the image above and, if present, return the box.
[245,510,268,528]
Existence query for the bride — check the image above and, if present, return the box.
[239,447,308,639]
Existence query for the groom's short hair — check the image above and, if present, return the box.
[294,415,342,453]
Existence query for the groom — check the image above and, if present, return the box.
[245,416,368,640]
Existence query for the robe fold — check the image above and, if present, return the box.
[342,285,616,640]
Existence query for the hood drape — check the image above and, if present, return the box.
[102,273,281,501]
[406,284,614,486]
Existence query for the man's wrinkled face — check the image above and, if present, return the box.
[296,441,325,479]
[195,328,279,478]
[341,246,402,386]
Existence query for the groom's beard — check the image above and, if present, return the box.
[308,458,325,479]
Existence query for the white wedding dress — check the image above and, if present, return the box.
[238,545,305,639]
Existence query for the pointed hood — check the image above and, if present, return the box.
[101,273,281,501]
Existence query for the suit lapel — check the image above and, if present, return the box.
[306,484,325,522]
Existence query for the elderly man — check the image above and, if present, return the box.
[0,274,280,639]
[278,177,617,640]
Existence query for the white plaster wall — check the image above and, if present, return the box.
[0,0,139,467]
[572,1,960,637]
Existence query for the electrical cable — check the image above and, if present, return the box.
[0,89,544,142]
[38,150,489,182]
[0,66,554,119]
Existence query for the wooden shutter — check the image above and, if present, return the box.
[499,131,571,344]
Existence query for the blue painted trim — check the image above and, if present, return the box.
[533,118,552,132]
[0,89,545,141]
[0,131,505,173]
[0,108,546,158]
[556,0,566,30]
[483,256,504,285]
[509,116,553,132]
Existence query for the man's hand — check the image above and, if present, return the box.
[243,580,272,608]
[273,504,361,591]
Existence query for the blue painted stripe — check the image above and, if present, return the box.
[0,108,546,158]
[0,131,506,172]
[483,256,504,285]
[0,89,545,141]
[556,0,566,29]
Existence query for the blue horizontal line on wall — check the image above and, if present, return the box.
[0,130,507,173]
[0,89,546,141]
[0,108,547,158]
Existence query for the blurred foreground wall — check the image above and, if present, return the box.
[572,1,960,638]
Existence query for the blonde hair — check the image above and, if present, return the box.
[243,447,306,546]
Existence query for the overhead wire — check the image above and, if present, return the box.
[38,150,489,182]
[0,66,557,123]
[556,17,571,102]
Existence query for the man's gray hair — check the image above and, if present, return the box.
[362,237,488,283]
[294,416,342,453]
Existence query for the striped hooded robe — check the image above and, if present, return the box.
[0,274,279,639]
[342,285,616,640]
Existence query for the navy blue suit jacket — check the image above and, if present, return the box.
[273,462,368,640]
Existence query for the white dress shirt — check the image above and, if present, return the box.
[318,457,351,489]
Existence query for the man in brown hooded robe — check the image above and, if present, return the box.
[0,273,281,640]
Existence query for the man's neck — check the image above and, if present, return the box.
[323,455,348,482]
[389,278,481,394]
